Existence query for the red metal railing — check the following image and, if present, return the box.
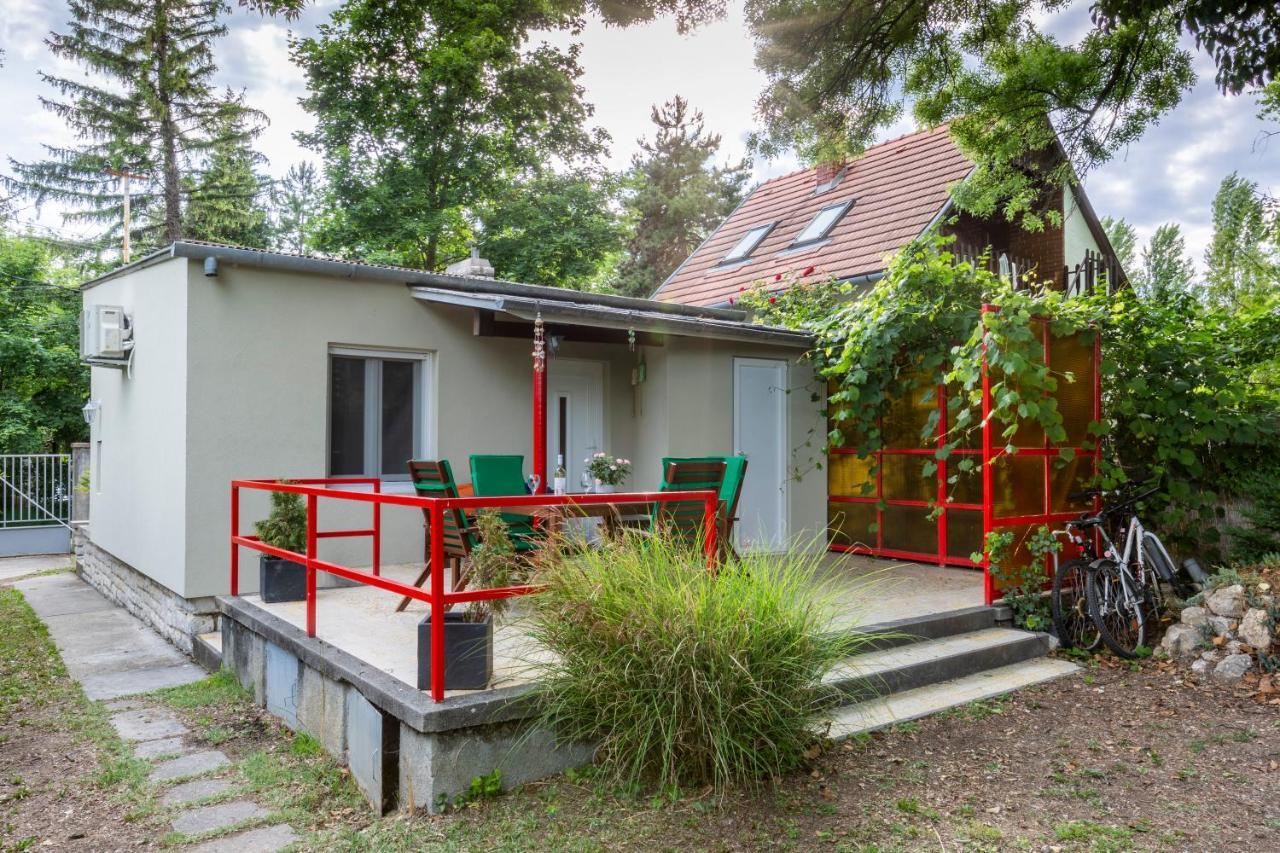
[229,478,719,701]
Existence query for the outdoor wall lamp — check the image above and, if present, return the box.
[82,399,101,425]
[547,334,563,356]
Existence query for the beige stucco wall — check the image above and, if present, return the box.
[85,257,190,594]
[88,256,818,600]
[639,338,825,549]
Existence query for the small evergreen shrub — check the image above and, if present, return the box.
[254,486,307,553]
[527,535,873,793]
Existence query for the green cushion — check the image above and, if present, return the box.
[469,454,537,529]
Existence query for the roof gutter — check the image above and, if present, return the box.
[410,286,813,348]
[84,242,758,325]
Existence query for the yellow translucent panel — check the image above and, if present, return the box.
[1049,454,1095,513]
[881,454,934,502]
[992,414,1045,450]
[1050,330,1096,447]
[947,458,984,506]
[828,502,876,548]
[992,454,1045,518]
[882,504,938,555]
[883,378,938,449]
[828,453,875,498]
[946,382,981,450]
[946,509,984,561]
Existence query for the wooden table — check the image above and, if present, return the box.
[526,498,651,538]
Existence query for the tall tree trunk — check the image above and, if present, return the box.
[153,1,183,242]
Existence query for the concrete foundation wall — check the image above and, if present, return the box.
[219,596,592,814]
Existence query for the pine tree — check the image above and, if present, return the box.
[615,97,749,298]
[270,162,324,254]
[4,0,244,253]
[185,91,271,247]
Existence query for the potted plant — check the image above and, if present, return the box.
[418,511,522,690]
[584,452,631,494]
[254,486,308,603]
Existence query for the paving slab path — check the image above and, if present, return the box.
[12,570,205,699]
[8,560,298,851]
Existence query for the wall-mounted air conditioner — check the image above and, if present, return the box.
[81,304,133,365]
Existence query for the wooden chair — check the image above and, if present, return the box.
[661,455,748,557]
[395,460,476,612]
[468,454,542,543]
[651,459,727,548]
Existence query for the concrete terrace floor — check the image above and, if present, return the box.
[245,552,985,698]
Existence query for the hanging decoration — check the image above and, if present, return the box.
[533,312,546,373]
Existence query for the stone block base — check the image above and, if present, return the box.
[218,595,592,814]
[74,528,216,654]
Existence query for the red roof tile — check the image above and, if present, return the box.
[654,125,973,307]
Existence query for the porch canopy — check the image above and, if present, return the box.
[408,273,811,493]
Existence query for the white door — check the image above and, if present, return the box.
[547,359,605,490]
[734,358,788,551]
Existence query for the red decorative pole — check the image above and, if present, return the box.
[532,312,548,494]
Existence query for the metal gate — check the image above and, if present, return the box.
[0,454,75,556]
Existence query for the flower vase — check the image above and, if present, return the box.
[594,480,614,494]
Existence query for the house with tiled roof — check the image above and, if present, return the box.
[656,123,1116,573]
[655,124,1122,307]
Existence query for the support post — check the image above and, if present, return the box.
[372,480,381,576]
[703,494,718,572]
[531,313,548,493]
[429,502,446,702]
[306,493,317,637]
[980,305,995,607]
[230,484,240,596]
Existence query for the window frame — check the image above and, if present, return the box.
[789,199,853,248]
[719,222,775,265]
[327,346,435,482]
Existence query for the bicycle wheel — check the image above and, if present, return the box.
[1052,558,1101,650]
[1085,559,1146,659]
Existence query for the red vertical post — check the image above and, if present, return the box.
[1092,329,1104,552]
[1041,320,1052,584]
[980,305,995,606]
[306,493,317,637]
[936,382,948,567]
[429,501,446,702]
[531,313,548,494]
[372,480,381,577]
[703,494,718,571]
[230,483,240,596]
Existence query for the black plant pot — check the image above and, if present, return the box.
[259,554,306,603]
[418,611,493,691]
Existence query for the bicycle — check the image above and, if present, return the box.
[1049,511,1104,652]
[1078,484,1195,658]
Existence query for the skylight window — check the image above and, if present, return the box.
[792,200,853,246]
[721,223,774,264]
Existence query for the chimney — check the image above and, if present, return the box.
[445,245,495,278]
[814,159,847,193]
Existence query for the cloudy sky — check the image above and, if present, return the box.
[2,0,1276,268]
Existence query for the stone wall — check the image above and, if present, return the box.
[74,527,217,653]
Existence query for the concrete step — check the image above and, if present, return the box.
[193,631,222,673]
[828,657,1079,739]
[826,627,1051,698]
[849,605,1001,651]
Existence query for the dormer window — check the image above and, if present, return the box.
[721,223,774,264]
[792,200,853,247]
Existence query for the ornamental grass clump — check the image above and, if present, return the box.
[528,534,873,793]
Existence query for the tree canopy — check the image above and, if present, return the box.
[0,234,86,453]
[4,0,263,253]
[294,0,607,271]
[614,96,749,298]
